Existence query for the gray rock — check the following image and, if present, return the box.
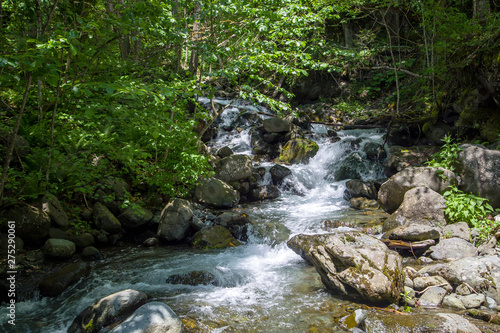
[378,167,457,213]
[456,283,474,296]
[269,164,292,185]
[383,145,439,177]
[39,262,90,297]
[217,146,233,158]
[191,225,241,249]
[93,202,121,234]
[383,187,446,232]
[38,193,69,229]
[117,206,153,230]
[68,289,147,333]
[428,238,477,261]
[2,203,50,245]
[249,185,281,202]
[457,144,500,209]
[459,294,485,309]
[419,286,447,307]
[478,236,497,255]
[43,238,75,259]
[195,178,240,208]
[287,231,404,304]
[414,276,453,293]
[110,302,184,333]
[49,227,69,240]
[332,152,368,181]
[263,117,292,133]
[157,198,193,242]
[442,295,466,310]
[385,224,441,242]
[417,264,461,285]
[349,197,379,210]
[486,296,498,310]
[82,246,103,261]
[214,212,250,240]
[442,222,470,241]
[70,233,94,249]
[344,179,378,200]
[447,256,500,303]
[215,154,253,183]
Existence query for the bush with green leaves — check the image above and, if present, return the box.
[426,134,461,172]
[443,185,496,242]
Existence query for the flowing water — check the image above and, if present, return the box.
[1,100,387,332]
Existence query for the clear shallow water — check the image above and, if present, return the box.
[0,102,387,333]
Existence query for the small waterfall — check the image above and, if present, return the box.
[1,100,387,332]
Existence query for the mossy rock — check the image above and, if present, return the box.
[191,225,241,249]
[480,112,500,143]
[279,138,319,164]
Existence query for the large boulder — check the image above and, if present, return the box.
[195,178,240,208]
[110,302,184,333]
[191,225,242,249]
[279,138,319,164]
[93,202,122,234]
[215,154,253,183]
[378,167,457,213]
[456,144,500,209]
[37,193,69,229]
[383,187,446,232]
[157,198,193,242]
[249,185,281,202]
[263,117,292,133]
[214,212,251,240]
[39,262,90,297]
[383,145,439,177]
[427,237,478,260]
[117,206,153,230]
[288,231,404,304]
[344,179,378,200]
[1,203,50,244]
[269,164,292,185]
[68,289,147,333]
[447,256,500,303]
[43,238,76,259]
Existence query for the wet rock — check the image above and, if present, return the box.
[385,225,441,242]
[349,197,379,210]
[332,152,368,181]
[36,193,69,229]
[93,202,122,234]
[442,222,470,241]
[263,117,292,133]
[279,138,319,164]
[419,286,447,307]
[383,145,439,177]
[82,246,103,261]
[1,203,50,245]
[143,237,160,247]
[341,309,368,330]
[214,212,250,240]
[249,185,281,202]
[195,178,240,208]
[378,167,457,214]
[215,154,253,183]
[157,198,193,242]
[428,238,478,261]
[361,312,481,333]
[191,225,242,249]
[43,238,75,259]
[447,256,500,303]
[456,283,475,296]
[467,309,500,325]
[456,144,500,209]
[109,302,184,333]
[442,294,466,310]
[383,187,446,231]
[39,262,90,297]
[68,289,147,333]
[364,142,384,161]
[166,271,217,286]
[287,231,404,304]
[217,146,233,158]
[117,206,153,230]
[269,164,292,185]
[70,233,95,249]
[459,294,485,309]
[485,296,498,310]
[344,179,378,200]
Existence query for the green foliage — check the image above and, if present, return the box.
[443,185,496,242]
[426,134,461,172]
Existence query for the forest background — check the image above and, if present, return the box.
[1,0,499,222]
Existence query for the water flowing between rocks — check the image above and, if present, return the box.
[4,100,390,332]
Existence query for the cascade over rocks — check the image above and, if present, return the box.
[288,231,404,304]
[456,144,500,209]
[382,186,446,232]
[378,167,457,213]
[280,138,319,164]
[109,302,185,333]
[68,289,147,333]
[157,198,193,242]
[195,177,240,208]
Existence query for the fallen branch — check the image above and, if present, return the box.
[415,283,448,295]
